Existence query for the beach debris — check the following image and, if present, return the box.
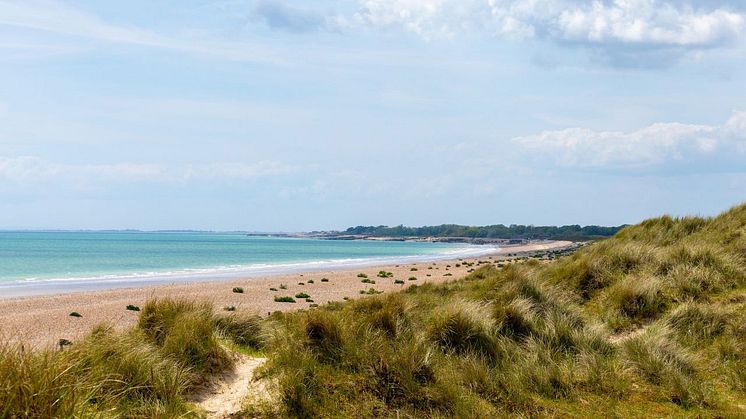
[279,284,288,290]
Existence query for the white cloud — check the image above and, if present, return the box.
[512,111,746,169]
[352,0,745,52]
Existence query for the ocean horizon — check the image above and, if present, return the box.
[0,231,495,297]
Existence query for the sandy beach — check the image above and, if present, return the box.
[0,241,573,349]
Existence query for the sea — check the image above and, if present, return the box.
[0,231,495,297]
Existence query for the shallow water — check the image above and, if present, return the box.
[0,231,494,293]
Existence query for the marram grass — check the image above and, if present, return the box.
[2,203,746,417]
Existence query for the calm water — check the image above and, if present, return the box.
[0,232,493,289]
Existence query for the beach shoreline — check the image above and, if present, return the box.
[0,240,576,348]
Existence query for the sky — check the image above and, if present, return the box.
[0,0,745,231]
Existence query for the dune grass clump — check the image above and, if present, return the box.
[0,326,195,418]
[622,326,707,407]
[666,303,730,341]
[429,301,496,360]
[215,312,265,349]
[138,298,234,377]
[295,292,310,299]
[606,277,669,330]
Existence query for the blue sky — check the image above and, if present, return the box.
[1,0,745,231]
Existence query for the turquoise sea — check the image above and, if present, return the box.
[0,231,494,296]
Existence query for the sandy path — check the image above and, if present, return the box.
[193,354,268,418]
[0,241,574,348]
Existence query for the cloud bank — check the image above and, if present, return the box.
[513,111,746,171]
[352,0,745,48]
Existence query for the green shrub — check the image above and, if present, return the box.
[321,278,329,282]
[232,287,244,294]
[69,312,82,318]
[408,276,417,281]
[126,305,140,312]
[274,296,296,303]
[295,292,311,299]
[394,279,405,284]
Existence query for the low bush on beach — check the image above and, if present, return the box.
[69,311,82,317]
[394,279,405,284]
[232,287,244,294]
[321,278,329,282]
[377,271,393,278]
[126,304,140,311]
[275,296,296,303]
[408,276,417,281]
[357,273,368,278]
[295,292,310,299]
